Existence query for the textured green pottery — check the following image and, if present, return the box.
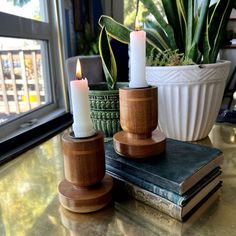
[89,82,128,137]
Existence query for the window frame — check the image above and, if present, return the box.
[0,0,71,161]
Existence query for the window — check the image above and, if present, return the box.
[0,0,70,162]
[0,37,50,124]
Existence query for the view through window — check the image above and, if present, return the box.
[0,0,47,21]
[124,0,163,28]
[0,37,50,125]
[0,0,52,127]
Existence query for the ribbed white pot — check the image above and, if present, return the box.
[146,60,231,141]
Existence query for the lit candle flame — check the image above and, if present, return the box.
[76,58,82,79]
[135,16,140,31]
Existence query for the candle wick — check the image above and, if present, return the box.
[136,0,139,17]
[76,71,83,80]
[135,0,140,31]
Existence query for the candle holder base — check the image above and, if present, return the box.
[58,174,113,213]
[113,129,166,159]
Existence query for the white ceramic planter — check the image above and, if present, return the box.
[146,60,231,141]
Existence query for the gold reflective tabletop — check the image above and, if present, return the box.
[0,124,236,236]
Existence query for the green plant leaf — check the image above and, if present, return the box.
[186,0,194,53]
[145,19,171,48]
[187,0,210,61]
[99,27,117,90]
[99,14,168,54]
[99,0,234,65]
[207,0,234,62]
[144,28,169,51]
[140,0,177,50]
[99,15,131,44]
[162,0,185,52]
[202,14,211,64]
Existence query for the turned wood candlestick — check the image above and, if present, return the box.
[58,131,113,213]
[113,86,166,158]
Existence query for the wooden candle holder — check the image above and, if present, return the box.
[113,86,166,158]
[58,131,113,213]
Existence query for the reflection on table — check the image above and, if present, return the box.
[0,124,235,235]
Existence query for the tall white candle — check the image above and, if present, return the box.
[71,59,95,138]
[129,17,148,88]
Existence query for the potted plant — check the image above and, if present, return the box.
[89,27,128,138]
[99,0,235,141]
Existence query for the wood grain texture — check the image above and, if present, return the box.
[119,86,157,139]
[62,131,105,187]
[58,174,113,213]
[114,86,166,158]
[113,129,166,158]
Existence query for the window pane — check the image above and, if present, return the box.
[0,0,47,22]
[0,37,51,125]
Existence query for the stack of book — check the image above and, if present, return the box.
[105,139,223,221]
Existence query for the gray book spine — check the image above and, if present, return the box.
[125,181,182,220]
[122,180,222,221]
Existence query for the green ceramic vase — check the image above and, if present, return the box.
[89,82,127,137]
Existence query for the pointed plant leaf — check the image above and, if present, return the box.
[145,20,171,47]
[144,28,169,50]
[99,27,117,90]
[163,0,185,51]
[99,15,163,59]
[141,0,177,50]
[186,0,194,53]
[99,15,131,44]
[162,0,183,31]
[187,42,200,62]
[208,0,234,62]
[192,0,211,46]
[202,15,211,64]
[186,0,210,62]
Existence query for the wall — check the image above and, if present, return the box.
[62,0,124,58]
[63,0,77,57]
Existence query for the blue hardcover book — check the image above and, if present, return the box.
[105,139,223,195]
[106,165,221,206]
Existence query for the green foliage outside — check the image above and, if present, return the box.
[124,0,164,28]
[6,0,41,21]
[8,0,30,7]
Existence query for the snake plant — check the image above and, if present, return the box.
[98,26,117,90]
[99,0,235,64]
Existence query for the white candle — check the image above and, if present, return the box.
[70,59,95,138]
[129,17,148,88]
